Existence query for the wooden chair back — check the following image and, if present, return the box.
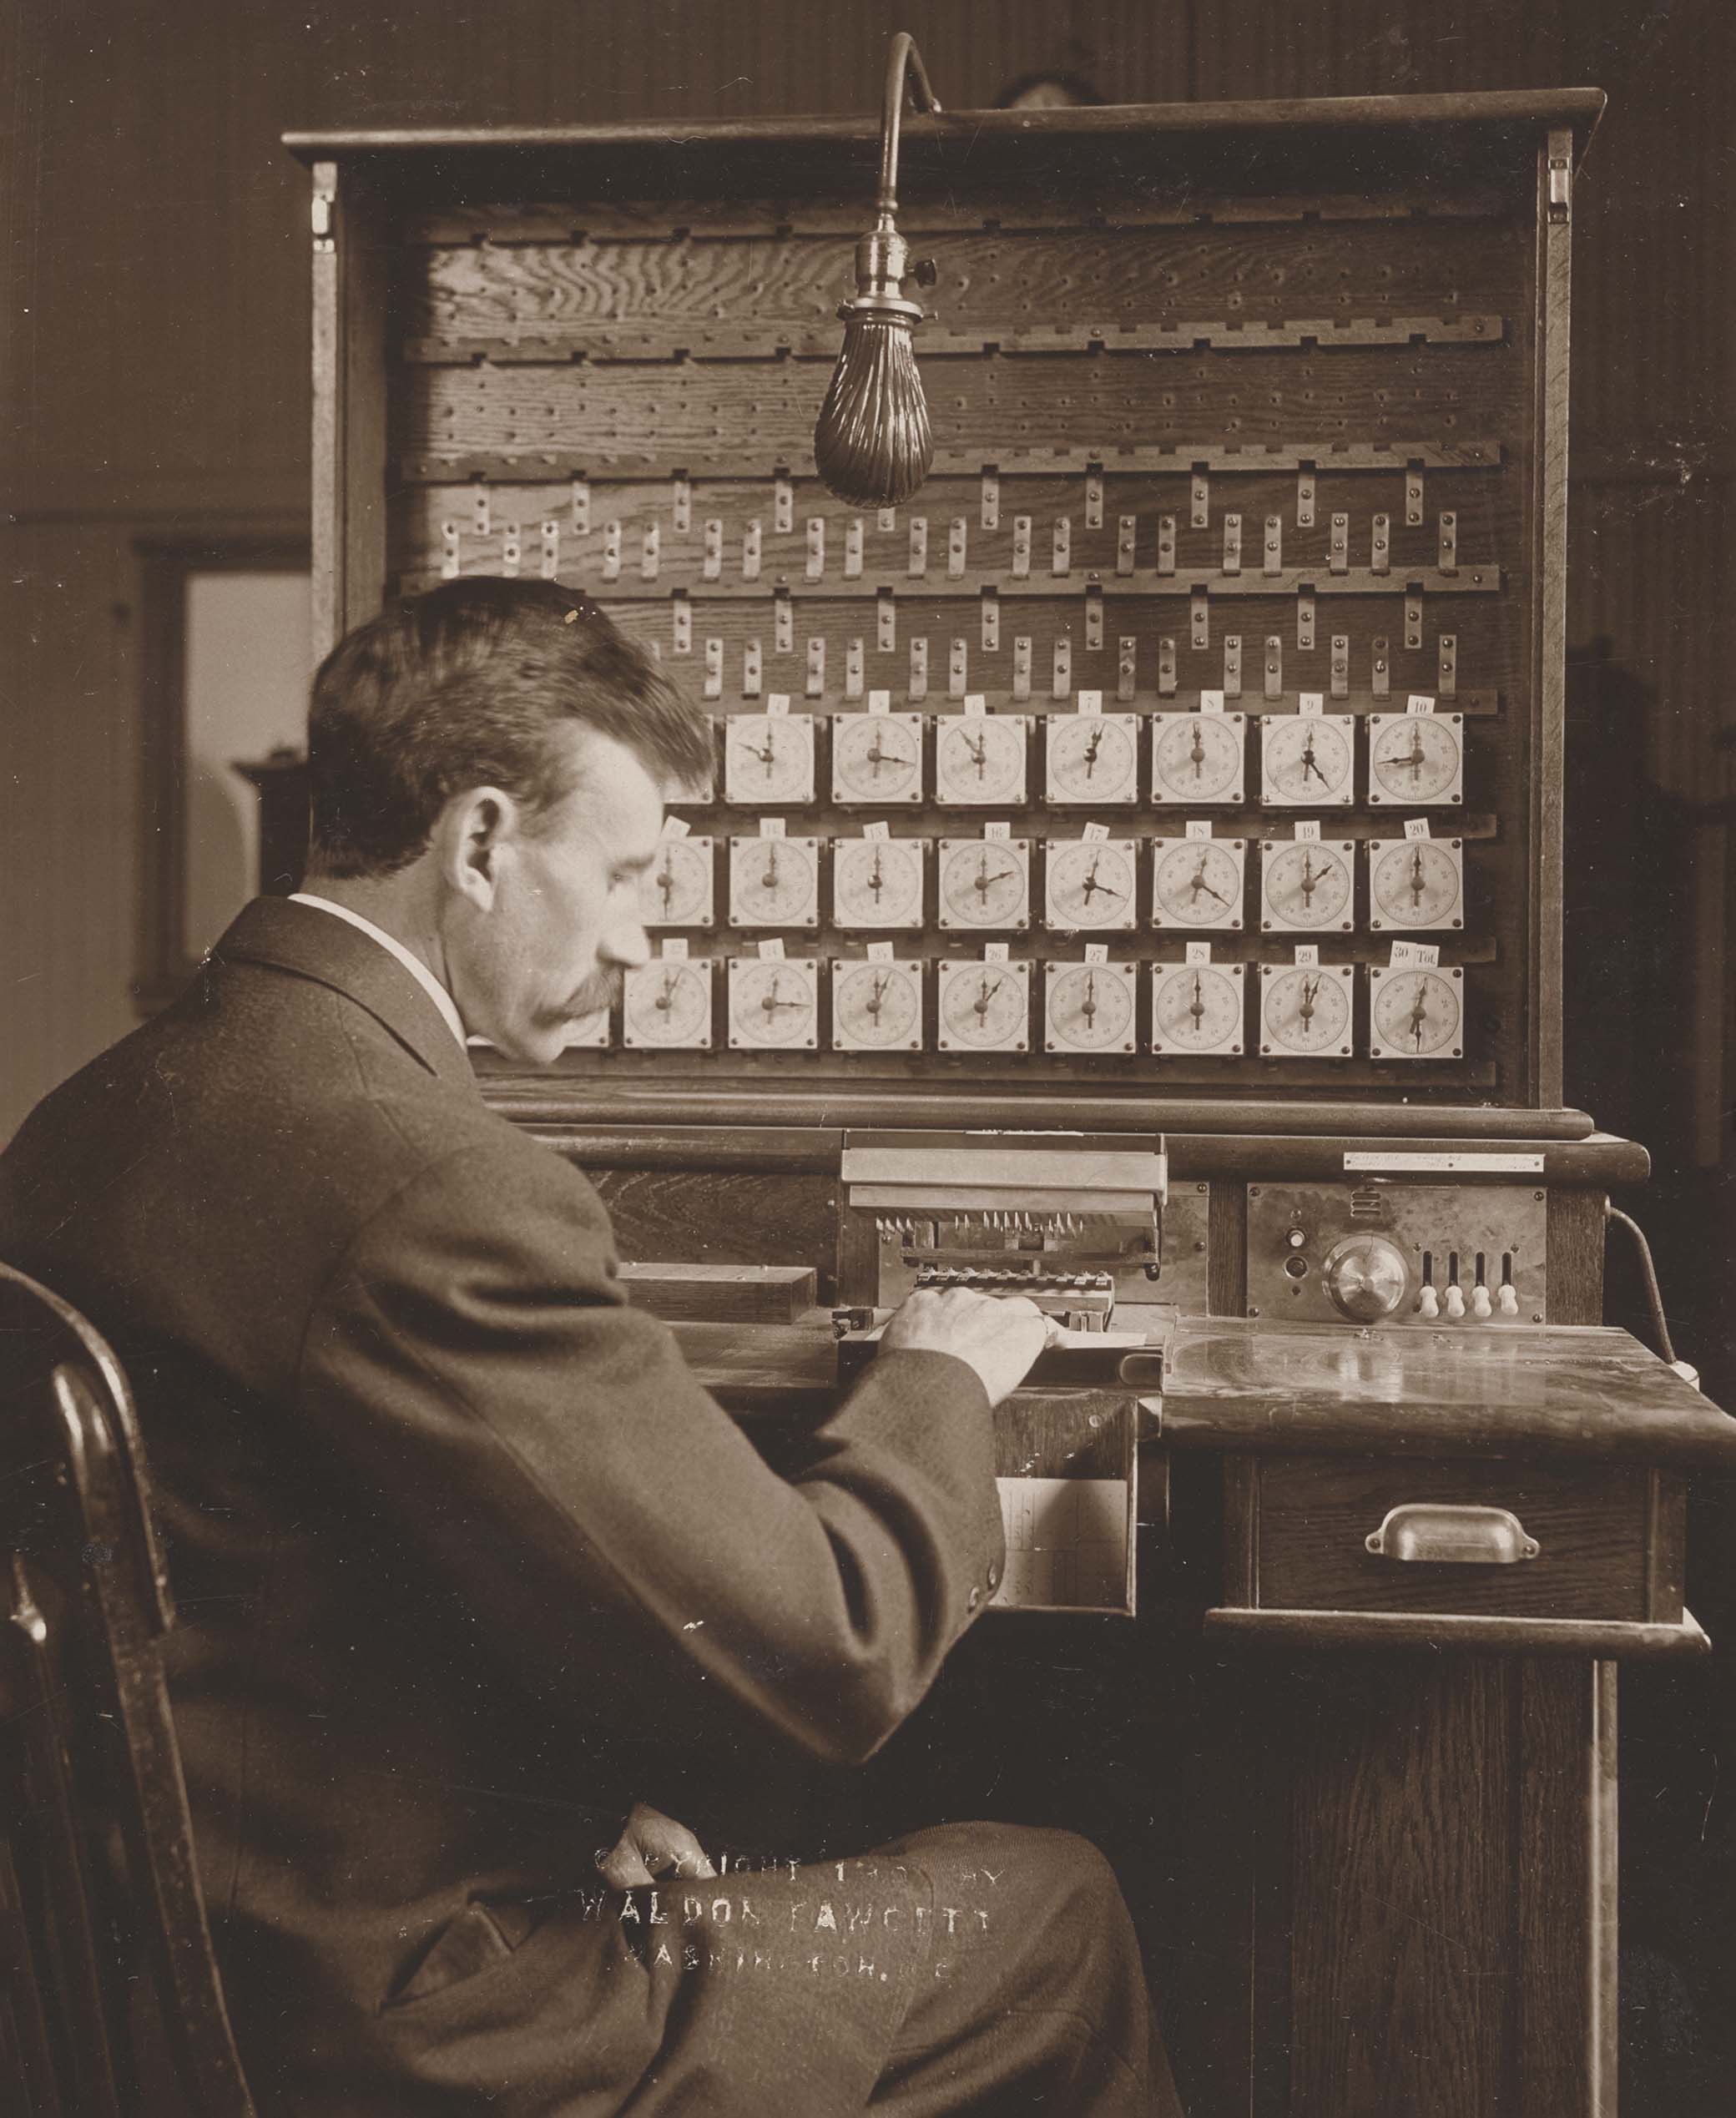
[0,1261,255,2116]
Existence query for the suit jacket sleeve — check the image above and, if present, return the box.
[296,1137,1003,1781]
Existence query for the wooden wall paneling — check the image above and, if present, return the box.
[581,1164,842,1297]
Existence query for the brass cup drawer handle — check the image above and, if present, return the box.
[1364,1503,1541,1565]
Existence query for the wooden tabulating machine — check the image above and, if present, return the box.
[290,68,1735,2118]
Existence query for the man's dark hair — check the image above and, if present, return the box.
[306,577,711,878]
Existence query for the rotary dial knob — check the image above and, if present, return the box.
[1368,840,1463,930]
[832,837,925,929]
[937,961,1028,1051]
[935,715,1027,804]
[1152,839,1244,929]
[1321,1234,1410,1322]
[728,959,819,1048]
[641,836,714,927]
[1261,714,1355,805]
[1046,714,1139,804]
[938,840,1030,930]
[1044,964,1137,1052]
[1261,840,1354,931]
[1370,966,1463,1059]
[1151,962,1244,1055]
[831,960,922,1051]
[1260,965,1354,1056]
[832,713,924,804]
[623,961,712,1048]
[1368,714,1464,805]
[729,836,820,928]
[1150,712,1245,804]
[1045,840,1137,930]
[723,714,815,804]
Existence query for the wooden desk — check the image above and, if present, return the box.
[676,1313,1735,2118]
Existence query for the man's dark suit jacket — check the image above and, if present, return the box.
[0,897,1004,2114]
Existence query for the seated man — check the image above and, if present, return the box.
[0,579,1178,2116]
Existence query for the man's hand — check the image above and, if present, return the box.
[879,1287,1053,1407]
[598,1802,715,1888]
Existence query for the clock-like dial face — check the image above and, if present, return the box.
[641,837,714,927]
[623,961,712,1048]
[1151,963,1244,1054]
[832,713,924,804]
[1046,714,1139,804]
[1368,714,1463,805]
[1151,713,1245,804]
[1045,841,1138,930]
[938,840,1030,930]
[1044,964,1137,1052]
[937,961,1028,1051]
[831,960,923,1051]
[723,714,815,804]
[934,715,1027,804]
[1261,715,1355,805]
[832,838,925,930]
[728,958,819,1047]
[1261,966,1354,1056]
[1261,840,1355,931]
[1367,839,1463,930]
[1370,968,1462,1059]
[729,836,820,928]
[1152,840,1244,929]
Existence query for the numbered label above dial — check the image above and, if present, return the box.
[1369,966,1464,1060]
[832,712,925,805]
[1151,961,1245,1056]
[641,836,714,928]
[831,958,924,1051]
[723,714,816,804]
[623,960,713,1048]
[934,714,1028,805]
[728,956,820,1048]
[1260,839,1355,932]
[729,835,821,928]
[1044,961,1138,1053]
[1044,713,1140,804]
[1045,840,1138,930]
[1367,713,1464,806]
[1151,837,1246,930]
[936,959,1030,1051]
[832,837,926,930]
[1260,963,1355,1057]
[1367,838,1464,930]
[1260,714,1356,805]
[1150,712,1247,805]
[937,839,1032,930]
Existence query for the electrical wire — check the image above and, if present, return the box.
[1605,1202,1678,1367]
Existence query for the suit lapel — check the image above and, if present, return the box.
[212,897,478,1091]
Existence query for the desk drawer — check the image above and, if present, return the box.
[1224,1455,1683,1625]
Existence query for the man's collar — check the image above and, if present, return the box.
[289,893,468,1052]
[210,896,478,1091]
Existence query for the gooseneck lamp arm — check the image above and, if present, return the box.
[877,32,941,215]
[812,33,943,508]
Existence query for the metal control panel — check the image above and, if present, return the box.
[1244,1181,1547,1326]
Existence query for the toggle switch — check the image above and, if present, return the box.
[1471,1284,1492,1319]
[1417,1285,1441,1320]
[1498,1283,1519,1318]
[1445,1283,1466,1320]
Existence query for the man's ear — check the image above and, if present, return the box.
[437,786,519,911]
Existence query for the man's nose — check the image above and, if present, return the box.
[603,907,652,971]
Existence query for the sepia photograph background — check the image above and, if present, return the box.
[4,2,1733,2107]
